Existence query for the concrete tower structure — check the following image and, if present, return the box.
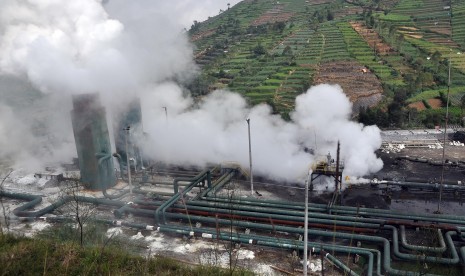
[71,93,116,190]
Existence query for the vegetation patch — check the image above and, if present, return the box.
[0,234,252,276]
[407,86,465,103]
[427,98,443,109]
[188,0,465,127]
[408,101,426,111]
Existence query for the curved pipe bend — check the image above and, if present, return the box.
[97,154,129,199]
[399,225,446,253]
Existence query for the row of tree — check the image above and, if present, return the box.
[359,90,465,129]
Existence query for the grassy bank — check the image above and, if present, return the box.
[0,234,253,276]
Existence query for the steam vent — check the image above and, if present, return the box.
[71,93,115,190]
[114,98,142,169]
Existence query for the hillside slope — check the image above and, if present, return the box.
[189,0,465,126]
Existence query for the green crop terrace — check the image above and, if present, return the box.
[189,0,465,127]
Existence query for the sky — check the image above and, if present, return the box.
[104,0,243,29]
[165,0,243,28]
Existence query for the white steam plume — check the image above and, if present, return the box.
[140,83,383,182]
[0,0,194,98]
[0,1,383,181]
[292,84,383,177]
[0,0,194,170]
[0,100,74,171]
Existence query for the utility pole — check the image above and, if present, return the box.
[437,59,451,213]
[246,118,254,195]
[162,106,168,122]
[125,125,133,194]
[303,168,311,276]
[336,141,341,194]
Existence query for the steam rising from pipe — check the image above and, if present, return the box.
[0,0,194,169]
[141,83,383,182]
[292,85,383,177]
[0,1,383,181]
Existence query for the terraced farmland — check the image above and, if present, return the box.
[452,0,465,48]
[314,60,383,112]
[189,0,465,127]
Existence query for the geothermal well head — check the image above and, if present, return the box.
[71,93,115,190]
[114,98,143,170]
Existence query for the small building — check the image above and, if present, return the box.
[34,172,64,181]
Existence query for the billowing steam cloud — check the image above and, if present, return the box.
[0,104,36,167]
[0,81,75,170]
[141,83,383,181]
[0,0,194,169]
[0,1,383,181]
[0,0,194,97]
[292,85,383,177]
